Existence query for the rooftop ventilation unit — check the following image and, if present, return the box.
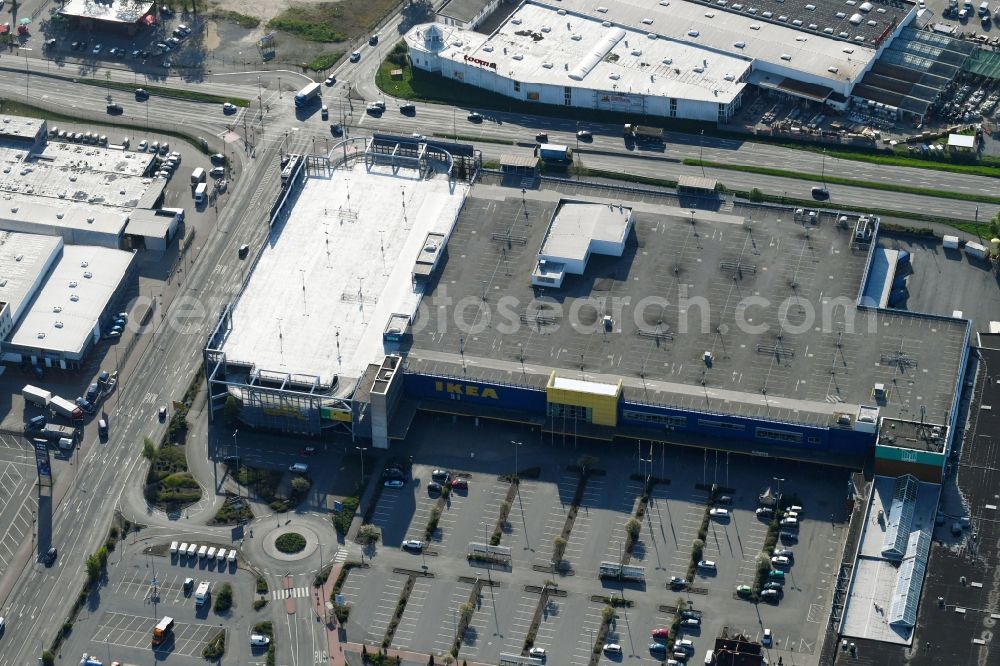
[542,62,553,68]
[609,72,621,79]
[750,22,760,28]
[511,17,522,24]
[483,45,494,51]
[778,14,788,20]
[68,281,77,288]
[805,3,816,8]
[859,1,873,10]
[723,72,735,80]
[647,32,657,38]
[631,48,642,55]
[596,5,608,11]
[824,27,834,33]
[734,40,746,47]
[512,53,523,59]
[747,7,757,13]
[792,18,802,25]
[849,12,863,22]
[687,29,700,36]
[705,11,715,16]
[558,8,567,14]
[843,47,855,52]
[763,10,773,17]
[602,20,612,26]
[796,35,808,40]
[808,23,817,29]
[571,33,582,39]
[780,53,792,60]
[836,11,846,17]
[70,294,79,302]
[53,306,62,313]
[642,17,654,23]
[693,65,705,72]
[828,66,839,72]
[541,25,551,32]
[83,271,92,279]
[54,322,63,329]
[840,31,850,37]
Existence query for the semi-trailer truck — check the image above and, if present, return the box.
[23,384,52,408]
[294,82,321,108]
[40,424,77,441]
[624,124,664,142]
[538,143,571,161]
[50,395,83,420]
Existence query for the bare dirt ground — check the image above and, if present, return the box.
[207,0,334,25]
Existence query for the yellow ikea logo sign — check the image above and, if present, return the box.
[434,381,499,400]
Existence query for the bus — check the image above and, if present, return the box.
[294,82,322,108]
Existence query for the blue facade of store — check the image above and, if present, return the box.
[403,371,875,459]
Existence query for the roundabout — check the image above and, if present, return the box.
[261,523,322,562]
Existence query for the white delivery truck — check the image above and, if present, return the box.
[194,181,208,204]
[23,384,52,408]
[943,235,960,250]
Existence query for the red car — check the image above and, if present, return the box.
[651,627,670,640]
[450,479,468,490]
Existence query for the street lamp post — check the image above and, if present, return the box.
[773,476,785,510]
[509,440,522,480]
[21,48,32,99]
[356,446,368,496]
[233,429,241,505]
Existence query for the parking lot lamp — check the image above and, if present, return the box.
[356,446,368,496]
[773,476,785,509]
[510,440,522,480]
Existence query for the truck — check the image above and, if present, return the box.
[50,395,83,420]
[23,384,52,408]
[194,182,207,204]
[190,167,206,185]
[966,241,988,260]
[538,143,571,161]
[624,124,664,142]
[151,616,175,646]
[294,82,321,108]
[943,235,960,250]
[40,424,77,441]
[195,581,210,606]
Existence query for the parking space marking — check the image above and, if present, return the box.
[339,567,370,606]
[94,611,220,657]
[391,578,433,648]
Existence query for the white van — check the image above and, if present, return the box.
[187,543,197,557]
[207,547,216,559]
[198,545,208,559]
[704,649,714,665]
[216,548,226,563]
[228,549,237,564]
[179,542,188,558]
[170,541,178,555]
[58,437,75,451]
[194,181,208,203]
[289,463,309,474]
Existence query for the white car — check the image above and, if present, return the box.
[680,617,700,627]
[138,140,148,152]
[528,647,546,658]
[93,44,102,54]
[603,643,622,655]
[697,560,716,570]
[250,633,270,647]
[780,517,799,527]
[771,555,790,566]
[222,102,237,114]
[669,576,687,587]
[384,479,404,489]
[709,508,730,518]
[325,75,336,86]
[762,628,772,647]
[402,540,424,551]
[756,507,774,517]
[0,616,5,633]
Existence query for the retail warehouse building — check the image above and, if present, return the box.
[205,135,972,489]
[406,0,977,123]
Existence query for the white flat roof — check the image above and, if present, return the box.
[9,245,134,355]
[410,1,752,104]
[947,133,976,148]
[222,162,470,389]
[0,144,157,209]
[539,201,632,262]
[60,0,154,23]
[551,376,620,396]
[550,0,879,84]
[0,193,130,237]
[0,232,62,320]
[0,115,45,144]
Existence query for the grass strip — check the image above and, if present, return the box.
[564,166,984,231]
[77,77,250,107]
[304,51,345,72]
[683,158,1000,206]
[431,132,513,145]
[206,10,261,28]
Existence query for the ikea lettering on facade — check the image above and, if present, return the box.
[434,380,499,400]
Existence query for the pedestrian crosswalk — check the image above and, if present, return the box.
[271,586,311,600]
[333,548,348,563]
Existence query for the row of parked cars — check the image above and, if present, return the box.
[49,127,110,146]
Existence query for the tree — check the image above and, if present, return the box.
[291,476,311,497]
[600,605,615,623]
[142,436,157,460]
[749,187,765,202]
[458,602,475,624]
[223,394,239,426]
[41,651,55,666]
[552,536,567,563]
[625,517,641,540]
[357,524,380,546]
[428,655,435,665]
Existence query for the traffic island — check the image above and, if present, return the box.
[262,525,320,561]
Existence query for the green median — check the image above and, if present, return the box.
[77,78,250,107]
[682,158,1000,206]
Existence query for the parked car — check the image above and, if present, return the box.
[764,581,784,591]
[92,43,103,54]
[780,517,799,527]
[402,540,423,551]
[670,576,687,588]
[773,548,794,560]
[756,507,774,518]
[399,103,416,115]
[709,508,729,518]
[528,647,546,659]
[760,589,781,602]
[250,634,270,647]
[211,153,226,165]
[450,479,468,490]
[427,481,442,493]
[716,495,733,504]
[106,103,123,114]
[535,132,548,143]
[771,555,791,567]
[330,123,343,137]
[736,584,752,598]
[603,644,622,655]
[210,166,226,178]
[384,479,405,489]
[138,140,148,151]
[467,112,483,122]
[431,469,450,482]
[42,547,57,566]
[651,627,670,639]
[680,617,700,627]
[697,560,716,570]
[369,34,379,45]
[349,50,361,62]
[762,628,772,646]
[649,642,667,653]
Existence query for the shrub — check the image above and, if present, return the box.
[458,602,474,624]
[625,517,641,540]
[253,598,268,610]
[41,651,55,666]
[267,643,276,666]
[333,602,351,622]
[214,582,233,613]
[600,605,615,623]
[552,537,567,563]
[290,476,311,501]
[203,630,226,659]
[333,497,360,534]
[749,187,765,202]
[425,506,441,540]
[275,532,307,553]
[256,576,269,594]
[142,437,156,459]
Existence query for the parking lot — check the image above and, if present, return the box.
[60,538,257,666]
[344,415,853,665]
